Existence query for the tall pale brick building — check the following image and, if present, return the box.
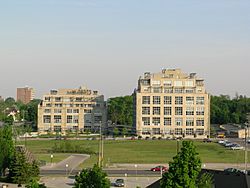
[37,86,107,133]
[134,69,210,139]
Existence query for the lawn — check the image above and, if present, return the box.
[18,139,250,168]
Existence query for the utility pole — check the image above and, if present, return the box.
[245,123,248,173]
[98,121,103,167]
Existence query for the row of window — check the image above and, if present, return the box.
[142,96,205,105]
[142,117,204,126]
[141,128,205,135]
[143,87,203,94]
[43,115,102,124]
[146,80,195,87]
[44,103,101,108]
[142,106,205,116]
[44,109,92,114]
[44,97,96,102]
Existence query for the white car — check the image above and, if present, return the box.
[231,145,244,150]
[218,140,227,144]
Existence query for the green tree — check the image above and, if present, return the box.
[74,164,110,188]
[0,126,15,176]
[161,141,201,188]
[25,178,47,188]
[8,151,40,185]
[197,173,213,188]
[113,127,119,137]
[121,127,128,136]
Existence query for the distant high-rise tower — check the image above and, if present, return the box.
[16,87,35,104]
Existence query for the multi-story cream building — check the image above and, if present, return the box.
[17,87,35,104]
[37,86,107,134]
[134,69,210,139]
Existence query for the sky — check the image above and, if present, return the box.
[0,0,249,99]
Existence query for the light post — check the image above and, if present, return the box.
[50,154,54,165]
[135,164,138,182]
[65,164,69,176]
[124,173,127,188]
[245,122,249,174]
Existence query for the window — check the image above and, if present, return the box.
[185,89,194,93]
[153,87,161,93]
[185,80,194,87]
[174,88,184,93]
[54,115,61,123]
[55,97,62,102]
[152,117,160,126]
[196,107,204,115]
[43,115,51,123]
[142,117,150,126]
[196,129,204,135]
[142,107,150,115]
[73,109,79,113]
[175,128,182,135]
[44,97,51,102]
[54,126,61,132]
[142,96,150,104]
[153,96,161,104]
[196,118,204,126]
[152,80,161,86]
[75,97,82,102]
[94,115,102,123]
[175,107,183,115]
[186,118,194,126]
[84,109,92,113]
[196,96,205,105]
[164,117,171,126]
[164,96,172,105]
[186,97,194,105]
[152,128,161,135]
[44,109,51,113]
[67,109,73,113]
[55,103,62,107]
[153,107,161,115]
[164,107,171,115]
[164,88,173,93]
[163,80,172,86]
[186,128,194,135]
[54,109,62,113]
[175,118,183,126]
[67,115,73,123]
[142,128,151,135]
[186,107,194,115]
[141,79,150,86]
[175,96,183,105]
[174,81,183,87]
[73,115,79,123]
[46,103,52,107]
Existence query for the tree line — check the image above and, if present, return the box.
[108,94,250,126]
[0,97,41,128]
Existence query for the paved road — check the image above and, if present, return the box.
[41,154,90,173]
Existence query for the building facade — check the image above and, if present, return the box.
[134,69,210,139]
[16,87,35,104]
[37,86,107,134]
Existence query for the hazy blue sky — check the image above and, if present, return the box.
[0,0,249,99]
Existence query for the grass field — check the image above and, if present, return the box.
[18,139,250,168]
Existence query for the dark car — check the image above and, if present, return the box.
[224,168,243,175]
[203,138,212,143]
[114,179,125,187]
[151,165,168,172]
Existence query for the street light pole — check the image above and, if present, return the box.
[50,154,54,165]
[65,164,69,176]
[245,123,248,173]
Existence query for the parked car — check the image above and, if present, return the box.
[224,168,243,174]
[203,138,212,143]
[224,142,234,147]
[231,145,244,150]
[151,165,168,172]
[218,140,227,144]
[114,179,125,187]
